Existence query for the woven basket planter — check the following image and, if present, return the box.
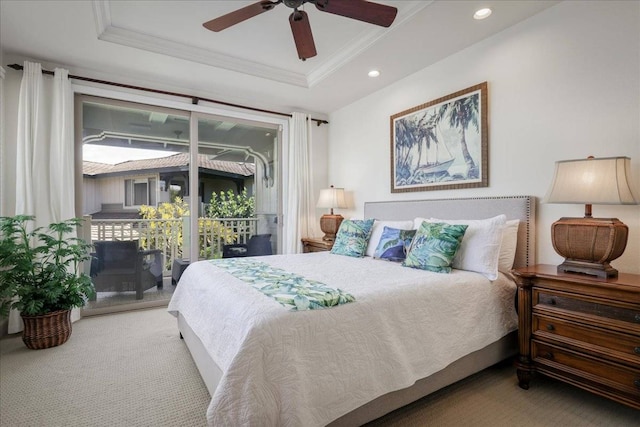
[21,309,72,350]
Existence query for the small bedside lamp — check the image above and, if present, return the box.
[544,156,639,278]
[317,185,347,241]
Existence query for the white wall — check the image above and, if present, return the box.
[327,1,640,274]
[310,120,329,236]
[82,178,102,215]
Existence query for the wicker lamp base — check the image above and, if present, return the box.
[21,309,72,350]
[320,214,344,242]
[551,217,629,278]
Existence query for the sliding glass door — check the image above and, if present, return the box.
[77,95,281,314]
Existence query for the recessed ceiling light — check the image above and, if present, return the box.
[368,70,380,78]
[474,8,492,20]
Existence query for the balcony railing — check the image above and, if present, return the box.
[88,217,258,274]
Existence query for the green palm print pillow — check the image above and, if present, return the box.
[403,221,468,273]
[330,219,375,257]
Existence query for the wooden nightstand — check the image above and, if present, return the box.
[512,264,640,409]
[301,237,334,253]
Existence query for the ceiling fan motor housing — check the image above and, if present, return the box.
[284,0,305,9]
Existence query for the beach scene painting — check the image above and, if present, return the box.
[391,82,488,193]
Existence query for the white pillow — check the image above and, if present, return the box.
[426,215,507,280]
[498,220,520,273]
[365,220,414,257]
[413,217,429,230]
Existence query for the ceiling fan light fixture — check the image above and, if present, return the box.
[368,70,380,78]
[474,8,492,20]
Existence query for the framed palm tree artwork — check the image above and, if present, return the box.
[390,82,488,193]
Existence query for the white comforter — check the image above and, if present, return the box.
[167,252,518,426]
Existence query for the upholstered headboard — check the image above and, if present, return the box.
[364,196,536,268]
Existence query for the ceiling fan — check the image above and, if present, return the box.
[203,0,398,61]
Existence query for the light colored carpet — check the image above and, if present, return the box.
[0,308,209,427]
[365,360,638,427]
[1,308,637,427]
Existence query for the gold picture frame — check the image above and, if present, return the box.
[390,82,488,193]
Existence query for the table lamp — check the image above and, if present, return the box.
[544,156,639,278]
[317,185,347,241]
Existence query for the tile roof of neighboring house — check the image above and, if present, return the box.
[83,153,255,177]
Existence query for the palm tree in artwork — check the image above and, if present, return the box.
[418,114,439,168]
[394,119,419,181]
[443,94,480,179]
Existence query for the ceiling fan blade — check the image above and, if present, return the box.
[289,11,317,61]
[314,0,397,28]
[203,1,280,32]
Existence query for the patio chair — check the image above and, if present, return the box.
[90,240,163,300]
[222,234,273,258]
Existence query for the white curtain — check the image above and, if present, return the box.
[49,68,75,222]
[15,62,49,220]
[283,112,316,253]
[10,62,76,333]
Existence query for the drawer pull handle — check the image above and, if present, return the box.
[635,314,640,323]
[545,352,554,359]
[635,347,640,355]
[549,298,557,306]
[546,324,555,331]
[635,379,640,389]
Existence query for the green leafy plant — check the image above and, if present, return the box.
[139,197,237,262]
[138,198,189,268]
[198,218,237,259]
[139,197,189,251]
[0,215,95,317]
[207,189,255,219]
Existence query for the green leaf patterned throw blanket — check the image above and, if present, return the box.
[209,258,356,311]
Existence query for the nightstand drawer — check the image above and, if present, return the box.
[534,288,640,331]
[530,276,640,303]
[532,341,640,399]
[533,314,640,364]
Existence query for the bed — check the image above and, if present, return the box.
[168,196,536,426]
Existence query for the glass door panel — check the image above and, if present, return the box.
[195,115,279,259]
[80,96,189,313]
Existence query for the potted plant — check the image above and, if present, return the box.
[0,215,95,349]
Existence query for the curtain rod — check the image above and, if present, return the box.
[7,63,328,126]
